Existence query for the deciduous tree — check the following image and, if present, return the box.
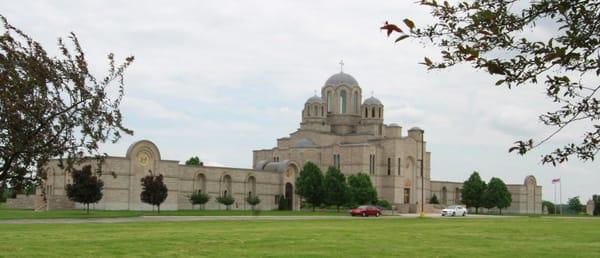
[188,190,210,210]
[347,172,377,205]
[185,156,203,166]
[216,194,235,210]
[295,162,325,211]
[323,166,349,212]
[140,171,168,213]
[65,165,104,214]
[245,195,261,211]
[461,171,486,213]
[0,15,134,190]
[568,196,583,212]
[483,177,512,214]
[384,0,600,165]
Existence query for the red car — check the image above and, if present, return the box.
[350,205,382,217]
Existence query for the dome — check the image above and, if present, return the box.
[389,123,400,127]
[305,95,324,104]
[363,96,382,105]
[295,138,317,148]
[324,72,359,87]
[409,127,423,132]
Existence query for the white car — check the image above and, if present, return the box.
[441,205,467,216]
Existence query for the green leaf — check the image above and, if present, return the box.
[495,80,505,86]
[395,35,409,42]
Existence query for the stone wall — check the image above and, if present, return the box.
[5,194,35,209]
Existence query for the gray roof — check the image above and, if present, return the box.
[363,96,382,105]
[306,95,324,104]
[295,138,317,148]
[389,123,400,127]
[409,127,423,131]
[325,72,359,87]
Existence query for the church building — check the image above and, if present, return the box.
[36,69,542,214]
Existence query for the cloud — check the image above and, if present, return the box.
[3,0,597,201]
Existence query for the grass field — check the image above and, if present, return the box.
[0,217,599,257]
[0,208,344,220]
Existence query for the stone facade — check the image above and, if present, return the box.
[5,194,35,209]
[587,199,595,216]
[43,140,298,211]
[41,70,543,213]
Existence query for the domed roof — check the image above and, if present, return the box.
[389,123,400,127]
[305,95,324,104]
[325,72,359,87]
[409,127,423,131]
[363,96,382,105]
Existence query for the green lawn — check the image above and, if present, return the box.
[0,217,599,257]
[0,208,344,220]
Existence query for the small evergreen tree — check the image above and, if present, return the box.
[323,166,350,212]
[348,173,377,205]
[65,165,104,214]
[217,194,235,210]
[140,171,168,213]
[246,195,261,211]
[593,195,600,216]
[295,162,325,211]
[461,171,487,213]
[429,194,439,204]
[188,190,210,210]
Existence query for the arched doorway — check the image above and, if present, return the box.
[285,183,293,210]
[454,187,460,204]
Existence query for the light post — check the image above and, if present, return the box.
[419,130,425,218]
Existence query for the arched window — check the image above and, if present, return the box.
[321,106,324,116]
[371,108,375,118]
[442,187,448,205]
[313,106,318,117]
[365,108,368,118]
[327,91,333,112]
[353,91,359,113]
[195,174,206,192]
[339,90,347,113]
[222,175,232,197]
[247,176,256,198]
[379,107,382,118]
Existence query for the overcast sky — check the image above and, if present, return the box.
[3,1,598,202]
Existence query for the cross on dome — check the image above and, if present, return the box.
[339,60,344,72]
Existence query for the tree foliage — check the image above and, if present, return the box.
[0,15,134,190]
[216,194,235,210]
[185,156,203,166]
[188,190,210,210]
[385,0,600,165]
[323,166,349,212]
[295,162,325,211]
[347,172,377,205]
[460,171,486,213]
[593,194,600,216]
[140,171,168,213]
[245,195,261,211]
[543,200,556,214]
[482,177,512,214]
[568,196,583,212]
[429,194,440,204]
[65,165,104,214]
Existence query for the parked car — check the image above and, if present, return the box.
[441,205,467,216]
[350,205,382,217]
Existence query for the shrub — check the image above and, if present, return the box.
[216,195,235,210]
[278,195,289,210]
[246,195,261,211]
[188,190,210,210]
[374,199,391,209]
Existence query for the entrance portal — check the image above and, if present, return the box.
[285,183,293,210]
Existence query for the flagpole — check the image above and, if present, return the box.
[554,182,557,215]
[559,178,562,215]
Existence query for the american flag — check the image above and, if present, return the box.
[552,178,561,183]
